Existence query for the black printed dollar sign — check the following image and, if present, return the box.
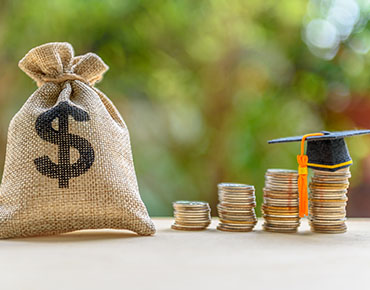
[34,102,95,188]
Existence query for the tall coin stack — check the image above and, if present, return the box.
[217,183,257,232]
[262,169,300,233]
[171,201,211,231]
[309,168,351,234]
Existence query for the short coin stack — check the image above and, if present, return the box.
[309,168,351,234]
[217,183,257,232]
[262,169,300,233]
[171,201,211,231]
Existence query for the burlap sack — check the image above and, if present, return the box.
[0,42,155,238]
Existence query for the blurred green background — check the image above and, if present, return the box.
[1,0,370,216]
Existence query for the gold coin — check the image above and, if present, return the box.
[220,202,256,209]
[219,218,257,224]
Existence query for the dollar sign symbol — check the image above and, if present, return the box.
[34,101,95,188]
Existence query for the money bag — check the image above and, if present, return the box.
[0,42,155,238]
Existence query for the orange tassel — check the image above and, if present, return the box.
[297,133,324,217]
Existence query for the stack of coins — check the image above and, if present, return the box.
[217,183,257,232]
[171,201,211,231]
[262,169,300,233]
[309,168,351,234]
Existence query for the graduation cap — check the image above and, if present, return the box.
[268,130,370,217]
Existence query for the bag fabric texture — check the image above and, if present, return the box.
[0,42,155,238]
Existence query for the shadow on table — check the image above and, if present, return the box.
[7,230,142,243]
[162,227,315,236]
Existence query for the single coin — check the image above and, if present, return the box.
[266,169,298,175]
[174,210,211,215]
[263,225,298,233]
[264,197,299,203]
[263,213,300,218]
[219,218,257,224]
[217,225,254,232]
[262,204,299,211]
[173,200,209,206]
[220,197,256,203]
[171,224,207,231]
[264,192,299,198]
[218,183,255,190]
[217,206,256,214]
[264,215,300,221]
[219,191,255,196]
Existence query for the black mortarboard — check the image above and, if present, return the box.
[268,129,370,217]
[268,130,370,172]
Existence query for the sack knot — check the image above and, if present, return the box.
[19,42,109,87]
[41,72,88,84]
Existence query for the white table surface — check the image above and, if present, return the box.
[1,218,369,290]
